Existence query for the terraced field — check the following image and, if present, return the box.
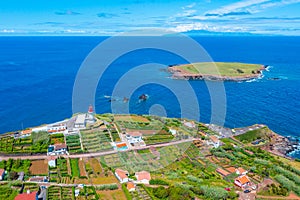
[81,130,113,152]
[66,134,82,153]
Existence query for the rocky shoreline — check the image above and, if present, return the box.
[167,65,266,82]
[265,134,300,158]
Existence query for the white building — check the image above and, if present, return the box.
[126,131,143,143]
[47,123,66,134]
[32,126,48,133]
[47,143,68,156]
[48,157,56,168]
[135,171,151,184]
[206,135,220,148]
[115,168,129,183]
[74,114,86,129]
[0,169,5,181]
[169,129,177,135]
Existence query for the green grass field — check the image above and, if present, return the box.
[176,62,263,77]
[234,127,271,143]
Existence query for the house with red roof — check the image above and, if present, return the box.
[115,168,129,183]
[127,182,135,192]
[14,191,38,200]
[234,175,251,188]
[206,135,220,148]
[135,171,151,184]
[0,168,5,180]
[47,143,68,156]
[48,156,56,168]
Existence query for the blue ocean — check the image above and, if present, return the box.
[0,36,299,157]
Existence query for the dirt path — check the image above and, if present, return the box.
[257,193,300,200]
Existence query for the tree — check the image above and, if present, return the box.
[153,186,168,199]
[8,171,18,180]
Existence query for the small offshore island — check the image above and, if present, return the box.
[168,62,266,81]
[0,108,299,200]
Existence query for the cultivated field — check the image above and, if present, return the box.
[29,159,48,175]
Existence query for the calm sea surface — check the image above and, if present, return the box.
[0,36,299,156]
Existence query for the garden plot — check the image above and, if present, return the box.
[96,188,127,200]
[130,185,151,200]
[66,134,82,154]
[115,116,163,131]
[81,130,113,152]
[29,159,48,175]
[47,186,73,200]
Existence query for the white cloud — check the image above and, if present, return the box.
[205,0,269,16]
[1,29,15,33]
[205,0,300,16]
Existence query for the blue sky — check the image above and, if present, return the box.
[0,0,299,35]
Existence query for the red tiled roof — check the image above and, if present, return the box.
[135,171,151,181]
[235,175,250,185]
[0,168,4,175]
[116,143,127,148]
[210,135,219,143]
[237,167,247,174]
[29,177,44,182]
[21,129,32,135]
[127,182,135,190]
[54,143,67,150]
[216,168,230,176]
[48,156,56,161]
[15,192,37,200]
[225,167,236,174]
[115,168,128,180]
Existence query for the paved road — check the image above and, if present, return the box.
[0,138,194,161]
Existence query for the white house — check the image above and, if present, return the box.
[74,114,86,129]
[126,131,143,143]
[0,169,5,181]
[169,129,177,135]
[32,126,48,133]
[48,157,56,168]
[127,182,135,192]
[135,171,151,184]
[234,175,251,188]
[47,123,66,134]
[206,135,220,148]
[16,129,32,138]
[47,143,68,156]
[183,120,196,129]
[115,168,129,183]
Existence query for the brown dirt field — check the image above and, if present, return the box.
[115,115,149,123]
[51,137,64,144]
[89,158,102,174]
[91,173,118,184]
[78,158,87,177]
[29,159,48,175]
[96,189,127,200]
[74,177,90,184]
[66,158,72,176]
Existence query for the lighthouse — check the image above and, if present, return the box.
[86,105,95,124]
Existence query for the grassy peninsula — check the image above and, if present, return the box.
[168,62,265,81]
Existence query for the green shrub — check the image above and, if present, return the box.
[200,185,229,200]
[149,179,169,185]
